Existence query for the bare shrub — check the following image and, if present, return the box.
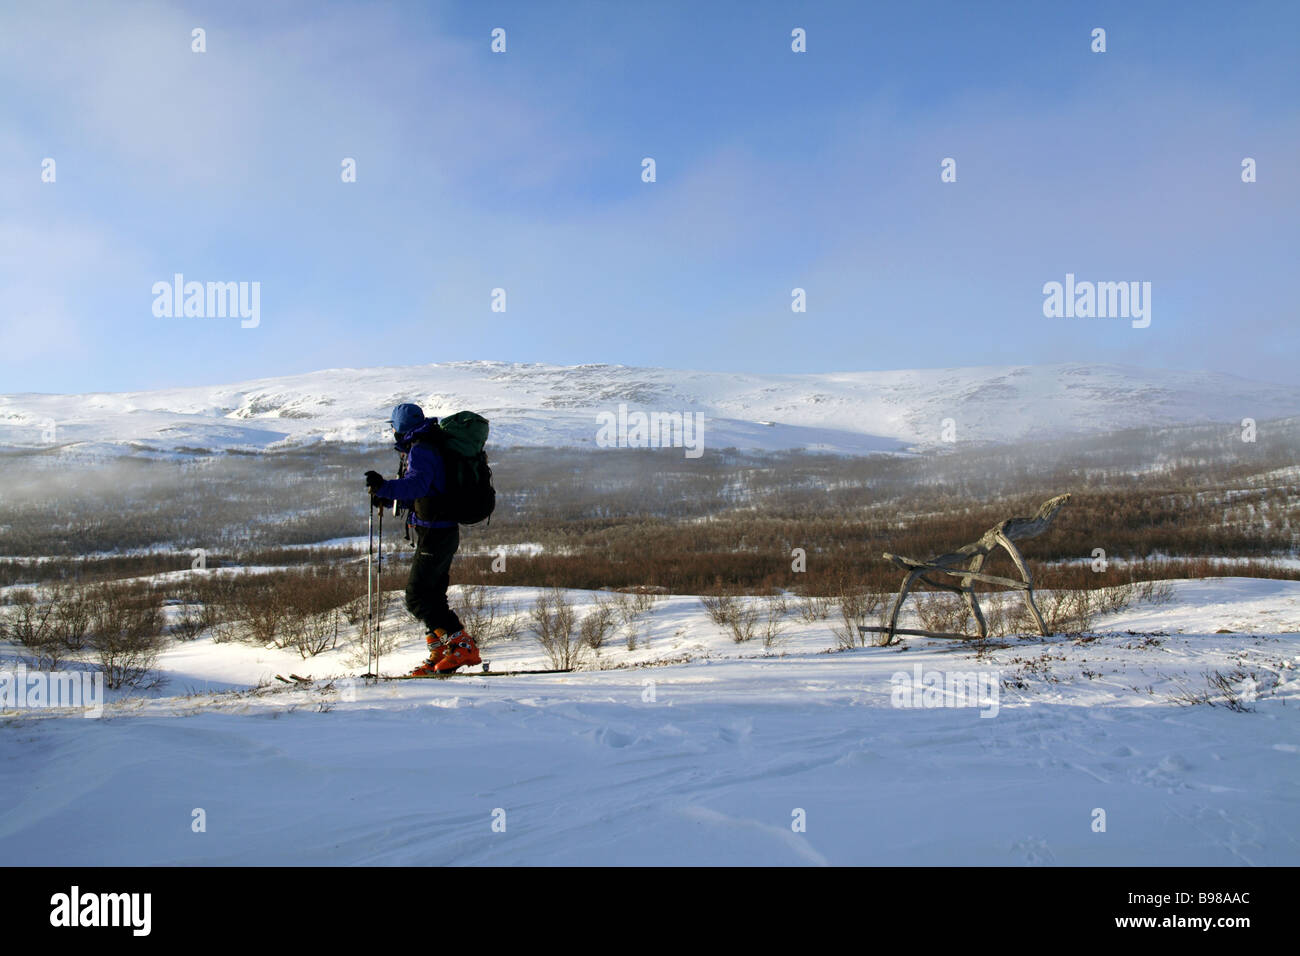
[726,598,760,643]
[455,584,526,648]
[170,589,216,642]
[612,592,646,651]
[767,590,789,617]
[1137,579,1176,605]
[1206,670,1254,712]
[50,584,93,651]
[760,596,787,650]
[914,592,972,635]
[1092,582,1135,617]
[831,583,886,648]
[579,599,617,652]
[456,584,497,642]
[531,589,584,670]
[231,578,290,646]
[1169,669,1259,712]
[282,606,345,659]
[89,583,165,689]
[492,600,525,642]
[982,592,1038,636]
[700,592,737,627]
[343,592,404,670]
[1039,589,1095,635]
[982,591,1034,637]
[280,570,358,658]
[797,592,834,623]
[342,591,369,628]
[629,588,663,614]
[702,591,780,644]
[3,589,61,668]
[209,616,242,644]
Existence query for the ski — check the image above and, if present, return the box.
[377,668,573,680]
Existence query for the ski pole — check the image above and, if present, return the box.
[375,500,383,676]
[366,500,374,676]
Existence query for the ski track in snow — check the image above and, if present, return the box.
[1,578,1297,865]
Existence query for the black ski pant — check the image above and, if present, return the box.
[405,524,464,637]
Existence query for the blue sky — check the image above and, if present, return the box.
[2,0,1297,393]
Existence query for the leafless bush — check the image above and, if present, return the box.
[88,583,165,689]
[914,592,973,635]
[1137,579,1176,605]
[217,569,361,657]
[343,592,404,669]
[831,583,886,648]
[1092,582,1136,617]
[981,592,1035,637]
[455,584,524,648]
[767,590,789,617]
[1169,669,1259,712]
[1038,589,1095,635]
[760,596,787,650]
[632,590,659,614]
[579,599,617,652]
[492,600,525,642]
[282,607,345,659]
[703,591,779,644]
[230,578,290,646]
[3,589,61,668]
[1206,670,1254,712]
[209,616,242,644]
[170,590,216,642]
[726,598,760,643]
[611,592,647,651]
[279,570,358,658]
[531,589,584,670]
[342,591,368,627]
[797,592,834,622]
[50,584,93,651]
[700,592,737,627]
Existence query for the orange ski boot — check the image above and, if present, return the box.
[433,630,480,673]
[409,630,450,677]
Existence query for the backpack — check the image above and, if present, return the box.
[421,411,495,525]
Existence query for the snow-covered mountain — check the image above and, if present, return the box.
[1,361,1296,455]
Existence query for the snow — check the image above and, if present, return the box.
[2,360,1297,455]
[1,577,1297,865]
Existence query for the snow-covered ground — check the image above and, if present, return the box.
[1,578,1297,865]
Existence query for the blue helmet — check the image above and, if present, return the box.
[389,403,425,435]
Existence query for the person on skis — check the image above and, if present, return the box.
[364,402,480,675]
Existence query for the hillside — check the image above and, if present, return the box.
[3,361,1297,455]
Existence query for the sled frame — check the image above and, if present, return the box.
[861,494,1071,644]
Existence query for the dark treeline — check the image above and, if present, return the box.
[0,415,1296,594]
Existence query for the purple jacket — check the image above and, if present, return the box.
[376,421,457,529]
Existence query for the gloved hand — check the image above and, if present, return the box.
[371,495,393,511]
[364,470,384,493]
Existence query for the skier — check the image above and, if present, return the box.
[365,402,480,675]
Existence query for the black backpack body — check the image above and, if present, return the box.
[412,411,495,526]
